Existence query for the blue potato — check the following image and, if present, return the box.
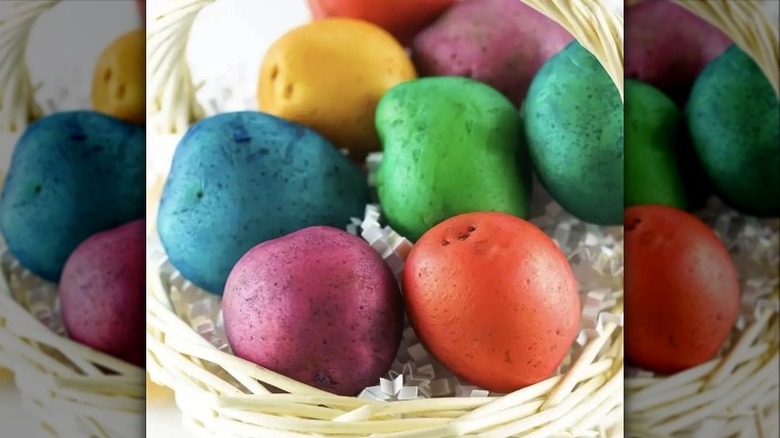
[157,111,370,295]
[0,111,145,282]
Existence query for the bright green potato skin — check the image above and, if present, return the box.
[523,41,624,225]
[376,76,531,242]
[625,79,687,209]
[687,45,780,217]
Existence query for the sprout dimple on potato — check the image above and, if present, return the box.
[92,28,145,125]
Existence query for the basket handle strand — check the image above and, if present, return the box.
[0,1,60,133]
[146,0,624,135]
[672,0,779,98]
[520,0,624,102]
[626,0,779,98]
[147,0,213,134]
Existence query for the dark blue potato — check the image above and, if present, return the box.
[523,41,624,225]
[0,111,144,282]
[157,111,370,295]
[687,45,780,217]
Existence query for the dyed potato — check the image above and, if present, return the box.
[404,212,580,392]
[625,79,686,209]
[376,77,531,242]
[258,19,417,159]
[687,45,780,217]
[524,42,623,225]
[157,112,370,295]
[625,205,739,373]
[223,226,403,396]
[413,0,573,107]
[0,111,145,282]
[92,28,145,125]
[60,220,145,367]
[625,0,731,104]
[307,0,455,46]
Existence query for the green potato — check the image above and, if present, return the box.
[687,45,779,217]
[523,41,624,225]
[376,76,531,242]
[625,79,687,209]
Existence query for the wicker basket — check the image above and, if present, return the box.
[0,2,145,437]
[146,1,625,437]
[624,1,780,437]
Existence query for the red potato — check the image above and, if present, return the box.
[625,0,732,104]
[625,206,740,374]
[412,0,573,107]
[307,0,455,46]
[222,226,403,396]
[403,212,580,392]
[59,220,145,367]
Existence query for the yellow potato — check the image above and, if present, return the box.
[258,19,416,158]
[91,28,145,125]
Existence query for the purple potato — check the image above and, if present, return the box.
[626,0,732,104]
[59,219,145,367]
[412,0,573,107]
[222,226,403,396]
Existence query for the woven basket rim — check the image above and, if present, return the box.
[144,3,625,436]
[0,247,146,438]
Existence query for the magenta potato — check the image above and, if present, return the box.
[59,219,145,367]
[222,226,403,396]
[412,0,573,107]
[626,0,731,104]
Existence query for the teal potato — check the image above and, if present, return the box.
[0,111,144,282]
[625,79,687,209]
[157,111,370,295]
[523,41,624,225]
[686,45,779,217]
[375,76,531,242]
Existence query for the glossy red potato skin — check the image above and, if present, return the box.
[625,205,739,374]
[307,0,455,46]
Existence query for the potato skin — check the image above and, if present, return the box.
[625,0,731,104]
[257,19,416,159]
[0,111,145,282]
[92,28,145,125]
[376,76,531,242]
[523,42,623,225]
[625,206,739,374]
[222,226,403,396]
[307,0,454,46]
[403,212,580,392]
[624,79,687,209]
[157,112,369,295]
[412,0,573,107]
[686,46,780,217]
[59,220,145,367]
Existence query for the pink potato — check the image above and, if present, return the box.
[626,0,732,104]
[222,226,403,396]
[412,0,573,107]
[59,219,145,367]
